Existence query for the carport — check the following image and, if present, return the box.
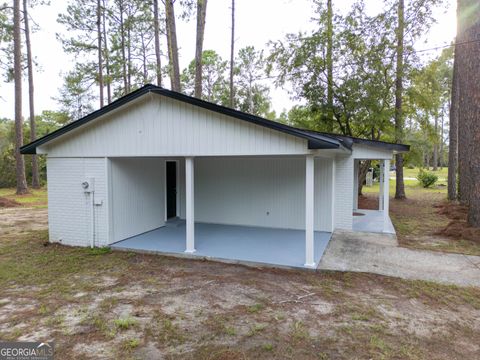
[107,155,336,269]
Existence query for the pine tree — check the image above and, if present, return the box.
[13,0,27,194]
[194,0,207,98]
[23,0,39,188]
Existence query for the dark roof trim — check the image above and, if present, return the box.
[20,85,155,154]
[350,136,409,152]
[316,132,410,152]
[21,84,343,154]
[20,84,408,154]
[149,87,342,150]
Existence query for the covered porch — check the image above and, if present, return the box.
[353,158,395,234]
[107,154,336,269]
[111,221,332,269]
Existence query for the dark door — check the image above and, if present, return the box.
[166,162,177,219]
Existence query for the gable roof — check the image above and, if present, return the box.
[20,84,409,154]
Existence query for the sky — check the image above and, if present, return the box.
[0,0,456,119]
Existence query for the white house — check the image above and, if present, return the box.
[21,84,409,269]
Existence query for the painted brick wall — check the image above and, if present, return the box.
[334,155,353,230]
[47,157,108,247]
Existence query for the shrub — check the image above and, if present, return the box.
[417,169,438,188]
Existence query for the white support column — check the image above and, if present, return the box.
[185,157,196,253]
[353,160,359,211]
[331,159,336,232]
[383,159,390,231]
[305,154,315,268]
[379,162,384,211]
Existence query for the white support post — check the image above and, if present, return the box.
[305,155,315,268]
[379,162,384,211]
[383,159,390,231]
[353,160,359,211]
[185,157,196,253]
[331,159,336,232]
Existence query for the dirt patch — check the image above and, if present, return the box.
[1,205,480,359]
[0,197,21,208]
[0,207,49,236]
[435,202,480,243]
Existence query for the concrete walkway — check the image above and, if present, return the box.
[353,210,396,234]
[319,231,480,287]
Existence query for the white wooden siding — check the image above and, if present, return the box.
[353,144,394,160]
[194,156,333,231]
[42,95,309,157]
[110,158,166,243]
[47,157,108,247]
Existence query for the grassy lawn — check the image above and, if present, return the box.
[400,167,448,181]
[0,187,48,208]
[0,227,479,359]
[1,181,479,358]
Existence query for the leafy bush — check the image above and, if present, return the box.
[417,169,438,188]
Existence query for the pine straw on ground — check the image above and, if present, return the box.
[359,189,480,255]
[0,197,21,208]
[358,195,378,210]
[435,202,480,243]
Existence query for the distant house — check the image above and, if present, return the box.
[21,85,408,269]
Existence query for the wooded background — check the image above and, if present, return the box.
[0,0,479,226]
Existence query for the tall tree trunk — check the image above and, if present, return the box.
[165,0,180,91]
[96,0,104,107]
[358,160,371,196]
[439,108,444,168]
[448,45,459,201]
[194,0,207,98]
[229,0,235,107]
[23,0,39,189]
[433,115,438,171]
[456,1,471,205]
[457,0,480,226]
[127,24,131,92]
[326,0,334,132]
[119,3,128,94]
[153,0,162,86]
[142,35,148,82]
[102,0,111,104]
[394,0,406,199]
[13,0,27,195]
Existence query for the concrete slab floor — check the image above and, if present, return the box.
[111,222,332,269]
[353,209,396,234]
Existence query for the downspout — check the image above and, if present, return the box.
[82,178,96,248]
